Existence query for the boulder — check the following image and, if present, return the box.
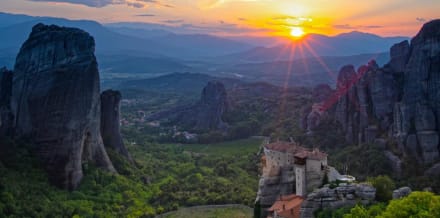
[354,184,376,200]
[392,187,412,199]
[300,183,375,218]
[11,23,115,189]
[100,89,133,162]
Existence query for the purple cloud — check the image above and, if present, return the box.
[27,0,172,8]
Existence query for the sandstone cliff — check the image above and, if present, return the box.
[305,19,440,173]
[11,23,115,189]
[394,20,440,164]
[101,89,132,162]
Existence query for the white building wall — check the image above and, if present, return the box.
[262,147,329,196]
[305,158,327,192]
[295,164,306,197]
[263,148,292,177]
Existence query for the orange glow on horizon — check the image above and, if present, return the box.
[1,0,437,37]
[290,27,305,38]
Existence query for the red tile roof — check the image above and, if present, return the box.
[268,194,304,218]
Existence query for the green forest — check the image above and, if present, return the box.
[0,137,263,217]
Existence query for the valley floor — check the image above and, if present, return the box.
[157,204,252,218]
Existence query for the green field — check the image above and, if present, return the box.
[174,137,264,156]
[159,205,253,218]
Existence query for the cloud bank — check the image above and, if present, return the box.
[28,0,172,8]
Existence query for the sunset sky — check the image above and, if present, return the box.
[1,0,439,37]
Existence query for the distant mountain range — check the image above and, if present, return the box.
[214,52,390,87]
[220,33,408,63]
[119,73,243,95]
[0,12,410,87]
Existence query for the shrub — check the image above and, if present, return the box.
[367,175,395,202]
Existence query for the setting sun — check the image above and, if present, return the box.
[290,27,305,38]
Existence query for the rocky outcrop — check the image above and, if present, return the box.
[329,19,440,166]
[334,65,359,142]
[424,163,440,176]
[148,81,228,132]
[256,166,295,206]
[194,81,228,130]
[303,104,328,134]
[312,84,333,102]
[300,183,375,218]
[392,187,412,199]
[300,84,333,133]
[0,67,13,137]
[11,23,115,189]
[394,20,440,164]
[384,151,402,177]
[101,89,132,162]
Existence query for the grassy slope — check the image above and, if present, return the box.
[178,138,264,156]
[160,205,252,218]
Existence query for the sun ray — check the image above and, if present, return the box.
[290,27,305,38]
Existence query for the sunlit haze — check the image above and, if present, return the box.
[1,0,439,37]
[290,27,305,38]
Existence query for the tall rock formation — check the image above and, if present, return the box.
[330,19,440,168]
[148,81,228,132]
[334,65,359,143]
[194,81,228,131]
[0,67,13,137]
[394,20,440,164]
[101,89,132,162]
[11,23,115,189]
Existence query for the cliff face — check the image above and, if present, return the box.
[148,81,228,132]
[325,19,440,168]
[394,20,440,164]
[100,89,132,162]
[11,24,115,189]
[0,67,13,137]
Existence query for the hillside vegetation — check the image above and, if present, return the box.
[0,137,263,217]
